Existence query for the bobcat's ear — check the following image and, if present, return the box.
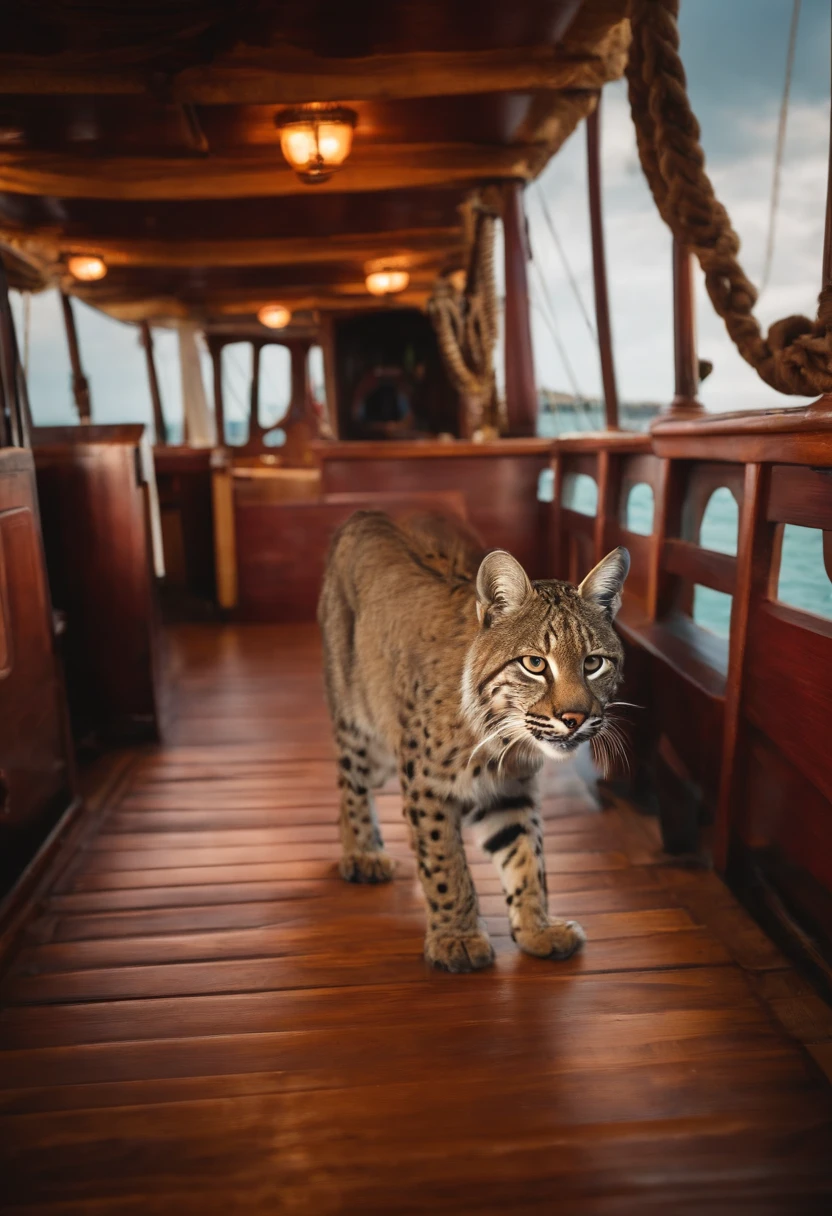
[578,547,630,618]
[476,550,533,626]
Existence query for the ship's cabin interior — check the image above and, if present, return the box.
[2,0,832,1209]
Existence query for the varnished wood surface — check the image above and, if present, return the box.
[2,623,832,1212]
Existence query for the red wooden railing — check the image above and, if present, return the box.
[549,403,832,976]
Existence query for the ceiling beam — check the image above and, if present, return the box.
[3,226,466,270]
[0,41,626,103]
[0,142,544,201]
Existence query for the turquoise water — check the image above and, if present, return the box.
[554,465,832,637]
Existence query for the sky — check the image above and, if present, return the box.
[9,0,831,432]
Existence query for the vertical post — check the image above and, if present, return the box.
[139,320,168,446]
[318,313,340,438]
[59,292,92,423]
[0,260,18,446]
[586,101,619,431]
[248,342,262,446]
[714,462,766,872]
[502,180,537,437]
[284,341,310,424]
[669,239,703,414]
[210,340,226,446]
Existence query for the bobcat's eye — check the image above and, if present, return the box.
[584,655,611,679]
[520,655,546,675]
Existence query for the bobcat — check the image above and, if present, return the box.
[318,510,629,973]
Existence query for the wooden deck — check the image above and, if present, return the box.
[2,624,832,1213]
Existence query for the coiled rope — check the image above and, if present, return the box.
[428,204,501,431]
[627,0,832,395]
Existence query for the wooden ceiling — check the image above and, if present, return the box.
[0,0,629,325]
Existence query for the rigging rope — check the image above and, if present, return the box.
[534,186,597,342]
[626,0,832,396]
[760,0,801,295]
[529,240,583,399]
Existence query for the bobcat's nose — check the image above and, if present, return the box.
[560,711,586,732]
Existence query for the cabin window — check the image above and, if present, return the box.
[776,525,832,621]
[259,344,292,431]
[623,482,654,535]
[697,487,739,555]
[562,472,597,516]
[693,585,733,639]
[221,343,254,445]
[537,468,555,503]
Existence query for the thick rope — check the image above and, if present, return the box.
[627,0,832,396]
[429,208,501,428]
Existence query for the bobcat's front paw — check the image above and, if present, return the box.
[339,851,395,884]
[425,928,495,973]
[514,919,586,960]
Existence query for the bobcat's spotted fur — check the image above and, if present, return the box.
[318,510,629,972]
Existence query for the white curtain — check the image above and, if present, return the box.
[177,320,215,447]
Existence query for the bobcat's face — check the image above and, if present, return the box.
[462,548,629,769]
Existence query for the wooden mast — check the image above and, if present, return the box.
[59,292,92,423]
[139,320,168,445]
[502,180,537,437]
[586,100,619,430]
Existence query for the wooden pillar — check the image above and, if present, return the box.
[139,321,168,446]
[59,292,92,423]
[502,180,537,437]
[586,102,620,431]
[669,239,703,414]
[0,259,18,446]
[248,342,262,446]
[210,340,226,446]
[318,313,340,438]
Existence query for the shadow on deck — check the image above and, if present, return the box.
[2,623,832,1213]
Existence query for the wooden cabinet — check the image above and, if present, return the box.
[0,447,75,896]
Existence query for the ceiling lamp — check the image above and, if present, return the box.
[67,255,107,282]
[257,303,291,329]
[276,106,357,185]
[365,269,410,297]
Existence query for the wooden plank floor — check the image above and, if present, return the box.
[2,623,832,1214]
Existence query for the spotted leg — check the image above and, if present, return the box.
[402,774,494,972]
[471,785,585,959]
[336,723,395,884]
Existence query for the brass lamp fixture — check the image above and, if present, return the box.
[276,105,357,185]
[67,254,107,282]
[257,304,292,329]
[365,268,410,297]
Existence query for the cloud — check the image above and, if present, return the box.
[527,83,827,413]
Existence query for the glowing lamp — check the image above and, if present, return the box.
[365,269,410,297]
[276,106,357,185]
[257,304,291,329]
[67,255,107,282]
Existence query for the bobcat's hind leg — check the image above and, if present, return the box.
[336,721,395,884]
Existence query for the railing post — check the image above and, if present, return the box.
[586,101,619,431]
[140,320,168,446]
[59,292,92,423]
[502,180,537,437]
[248,342,262,446]
[668,239,703,415]
[209,339,226,447]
